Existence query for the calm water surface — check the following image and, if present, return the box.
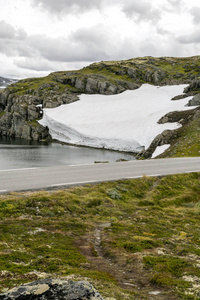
[0,137,135,170]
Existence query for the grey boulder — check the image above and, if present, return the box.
[0,279,105,300]
[187,93,200,106]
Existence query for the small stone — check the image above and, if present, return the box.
[33,284,49,295]
[149,291,161,295]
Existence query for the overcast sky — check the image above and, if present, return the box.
[0,0,200,78]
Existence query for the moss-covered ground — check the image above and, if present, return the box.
[6,73,73,96]
[87,56,200,82]
[1,173,200,299]
[159,110,200,158]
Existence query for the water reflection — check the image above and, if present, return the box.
[0,137,136,170]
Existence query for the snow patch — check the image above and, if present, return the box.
[152,144,170,158]
[39,84,193,153]
[149,291,161,295]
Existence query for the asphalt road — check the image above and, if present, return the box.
[0,157,200,194]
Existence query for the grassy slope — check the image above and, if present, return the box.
[1,174,200,299]
[159,113,200,158]
[85,56,200,82]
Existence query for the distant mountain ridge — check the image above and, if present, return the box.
[0,76,18,89]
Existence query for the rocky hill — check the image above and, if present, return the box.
[0,56,200,158]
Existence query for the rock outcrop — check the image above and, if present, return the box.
[0,87,79,141]
[137,129,179,159]
[0,91,49,141]
[187,93,200,106]
[184,78,200,93]
[0,279,105,300]
[55,73,139,95]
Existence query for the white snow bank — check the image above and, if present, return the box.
[152,144,171,158]
[39,84,193,153]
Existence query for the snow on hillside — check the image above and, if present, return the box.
[0,77,18,89]
[39,84,193,155]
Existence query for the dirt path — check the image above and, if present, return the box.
[74,223,179,300]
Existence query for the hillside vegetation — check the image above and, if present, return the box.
[1,173,200,299]
[0,56,200,157]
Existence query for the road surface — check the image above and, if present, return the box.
[0,157,200,194]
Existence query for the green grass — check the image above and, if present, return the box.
[86,56,200,82]
[0,173,200,299]
[6,73,74,96]
[160,114,200,158]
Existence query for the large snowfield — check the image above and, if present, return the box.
[39,84,193,157]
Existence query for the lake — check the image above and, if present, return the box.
[0,136,136,170]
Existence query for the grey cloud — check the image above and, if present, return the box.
[0,21,16,39]
[11,26,139,73]
[71,27,111,58]
[190,7,200,24]
[0,22,119,65]
[138,36,189,58]
[26,26,117,62]
[167,0,183,8]
[156,27,170,35]
[1,13,196,77]
[20,24,142,65]
[139,42,158,56]
[1,21,186,72]
[121,0,161,23]
[0,21,26,40]
[14,57,89,73]
[14,57,58,71]
[0,39,32,58]
[0,21,29,57]
[31,0,103,15]
[162,0,184,14]
[71,27,137,61]
[177,30,200,44]
[26,35,96,62]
